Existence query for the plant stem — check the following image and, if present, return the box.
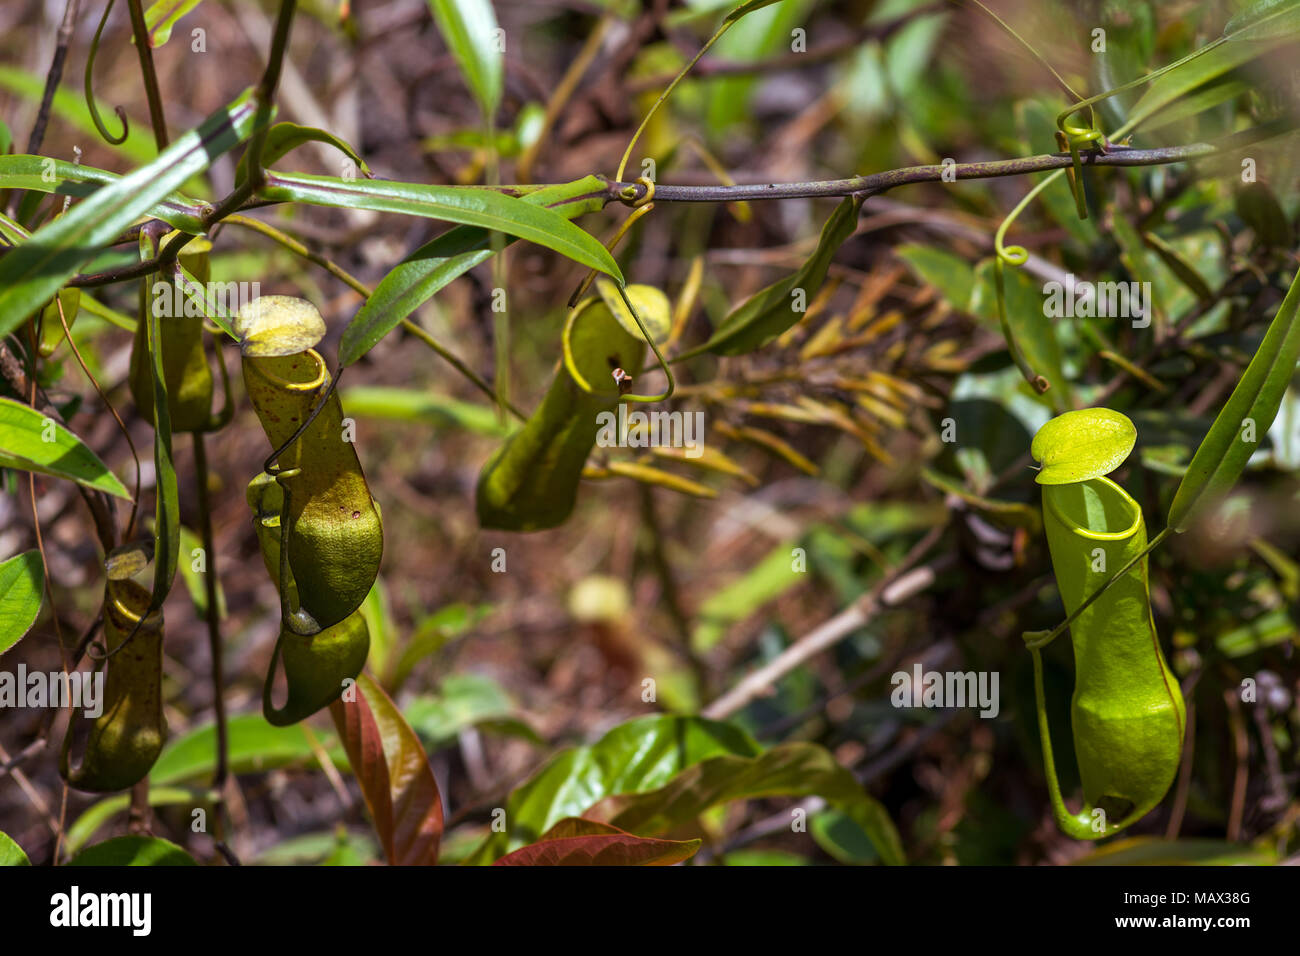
[126,0,169,149]
[604,122,1290,205]
[192,432,228,838]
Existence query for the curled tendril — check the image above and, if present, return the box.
[562,282,675,404]
[619,175,657,209]
[1056,106,1104,221]
[993,174,1061,396]
[85,0,130,146]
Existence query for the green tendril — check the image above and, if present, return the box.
[85,0,130,146]
[993,173,1058,395]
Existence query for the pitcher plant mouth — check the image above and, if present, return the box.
[246,348,329,393]
[104,580,162,638]
[1044,475,1143,542]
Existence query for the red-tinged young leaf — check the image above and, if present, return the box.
[329,673,443,865]
[493,818,700,866]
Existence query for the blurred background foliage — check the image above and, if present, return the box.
[0,0,1297,865]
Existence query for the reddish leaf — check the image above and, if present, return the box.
[492,817,700,867]
[330,673,443,865]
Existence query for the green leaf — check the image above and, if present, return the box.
[338,176,609,366]
[1073,836,1277,865]
[725,0,786,22]
[970,259,1070,407]
[177,526,225,620]
[0,398,130,498]
[811,808,879,865]
[493,818,700,866]
[236,122,371,184]
[1223,0,1300,39]
[428,0,503,120]
[463,715,761,864]
[0,156,208,233]
[677,194,862,359]
[261,171,621,290]
[1236,183,1293,248]
[597,742,906,866]
[68,835,196,866]
[1168,263,1300,531]
[894,243,975,312]
[0,89,266,338]
[1031,408,1138,484]
[149,714,343,785]
[64,787,198,855]
[405,673,540,747]
[340,386,511,437]
[0,550,44,653]
[1126,30,1289,131]
[691,543,803,651]
[142,0,207,47]
[0,831,30,866]
[1143,232,1213,305]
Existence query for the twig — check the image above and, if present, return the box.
[702,528,952,720]
[1224,686,1249,842]
[606,123,1291,206]
[24,0,81,155]
[193,434,229,825]
[125,0,168,149]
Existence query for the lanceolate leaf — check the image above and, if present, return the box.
[261,171,622,286]
[593,743,907,866]
[339,176,609,367]
[677,194,862,359]
[1168,263,1300,531]
[492,818,700,866]
[1126,29,1289,130]
[1223,0,1300,39]
[463,715,761,864]
[428,0,503,120]
[0,156,207,233]
[329,673,444,865]
[726,0,786,21]
[236,122,372,185]
[0,89,266,337]
[0,398,130,498]
[0,550,44,654]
